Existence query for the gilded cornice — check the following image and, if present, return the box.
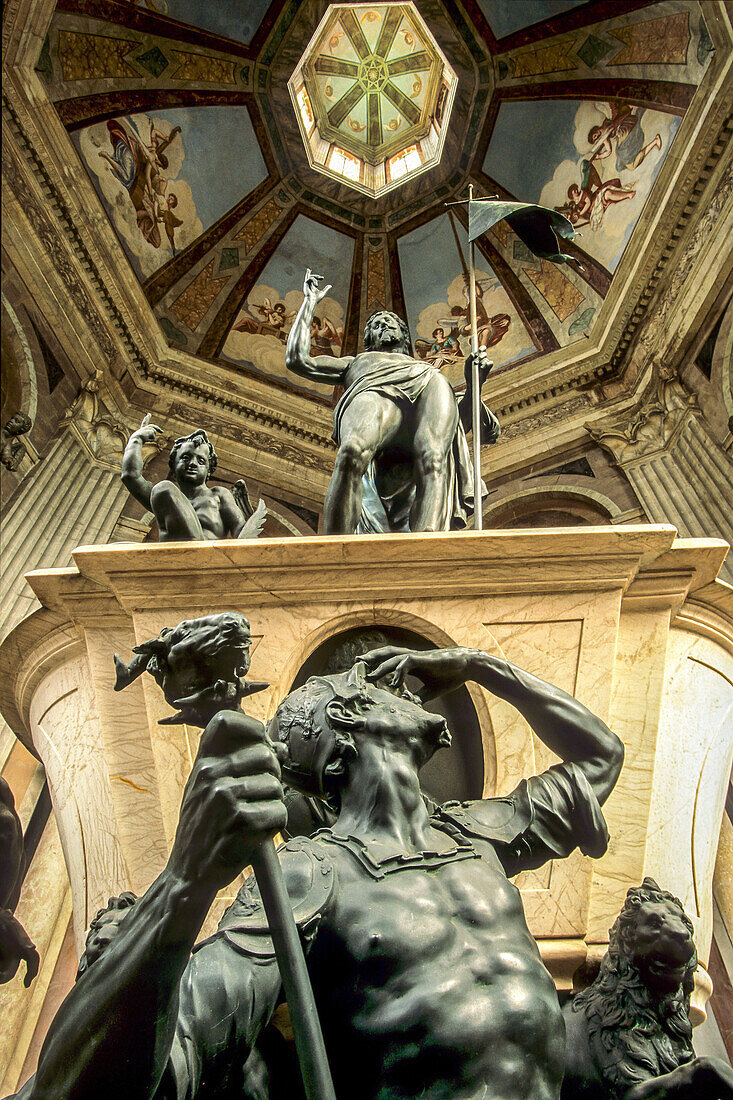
[2,1,733,490]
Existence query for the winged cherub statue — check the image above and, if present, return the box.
[121,416,266,541]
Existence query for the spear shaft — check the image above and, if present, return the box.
[251,842,337,1100]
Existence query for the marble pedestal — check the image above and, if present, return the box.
[1,526,732,1014]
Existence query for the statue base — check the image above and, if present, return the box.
[1,527,731,1018]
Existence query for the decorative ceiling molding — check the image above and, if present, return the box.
[2,0,732,493]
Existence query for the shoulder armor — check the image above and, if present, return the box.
[434,781,533,848]
[194,838,336,959]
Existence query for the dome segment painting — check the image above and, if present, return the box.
[476,0,588,40]
[73,105,268,280]
[221,215,356,398]
[482,99,682,273]
[289,3,457,196]
[397,215,540,384]
[127,0,272,47]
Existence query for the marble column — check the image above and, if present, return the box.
[588,367,733,583]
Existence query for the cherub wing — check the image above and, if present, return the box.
[237,498,267,540]
[232,478,254,519]
[414,338,432,360]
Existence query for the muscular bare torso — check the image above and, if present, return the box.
[306,826,565,1100]
[184,486,229,540]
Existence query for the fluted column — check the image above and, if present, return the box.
[0,433,127,639]
[588,369,733,583]
[0,372,161,642]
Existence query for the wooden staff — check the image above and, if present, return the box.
[447,197,483,531]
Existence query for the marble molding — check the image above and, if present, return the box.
[0,527,731,1016]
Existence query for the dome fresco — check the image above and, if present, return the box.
[40,0,713,403]
[289,3,458,196]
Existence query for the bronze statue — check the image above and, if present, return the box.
[1,412,32,471]
[285,270,500,533]
[23,625,625,1100]
[121,419,266,541]
[112,611,268,724]
[0,776,39,988]
[562,877,733,1100]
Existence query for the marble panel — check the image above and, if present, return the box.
[588,605,671,942]
[82,625,169,894]
[479,589,622,936]
[29,653,128,949]
[646,628,733,960]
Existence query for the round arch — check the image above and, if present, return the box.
[485,485,621,529]
[1,293,41,422]
[270,606,498,797]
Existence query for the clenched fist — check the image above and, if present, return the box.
[169,710,287,895]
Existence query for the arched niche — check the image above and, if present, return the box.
[486,486,619,529]
[1,295,40,424]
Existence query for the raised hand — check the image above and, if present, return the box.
[360,646,477,700]
[130,413,163,446]
[169,709,286,895]
[303,267,332,305]
[464,345,494,391]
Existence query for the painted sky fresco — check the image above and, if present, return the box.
[75,105,268,280]
[397,214,537,386]
[477,0,587,39]
[222,215,355,397]
[126,0,271,46]
[483,99,682,272]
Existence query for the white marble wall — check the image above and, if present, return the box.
[645,627,733,961]
[2,529,731,994]
[28,650,128,950]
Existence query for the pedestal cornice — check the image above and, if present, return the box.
[25,525,679,616]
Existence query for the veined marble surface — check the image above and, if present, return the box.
[1,527,730,992]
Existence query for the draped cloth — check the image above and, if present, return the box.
[332,357,489,533]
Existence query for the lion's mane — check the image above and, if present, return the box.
[571,878,696,1097]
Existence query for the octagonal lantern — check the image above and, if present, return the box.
[289,2,457,197]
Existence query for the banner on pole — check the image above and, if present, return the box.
[468,200,576,264]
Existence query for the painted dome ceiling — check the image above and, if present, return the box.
[37,0,715,406]
[289,3,457,195]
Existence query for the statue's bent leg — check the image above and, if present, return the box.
[150,481,207,541]
[325,394,401,534]
[411,374,459,532]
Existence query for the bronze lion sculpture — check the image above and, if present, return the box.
[562,877,733,1099]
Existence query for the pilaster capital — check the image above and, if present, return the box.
[64,371,164,471]
[585,363,699,468]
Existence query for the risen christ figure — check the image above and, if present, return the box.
[285,270,499,533]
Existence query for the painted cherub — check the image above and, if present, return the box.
[121,418,266,542]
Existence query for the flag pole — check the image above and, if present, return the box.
[467,184,482,531]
